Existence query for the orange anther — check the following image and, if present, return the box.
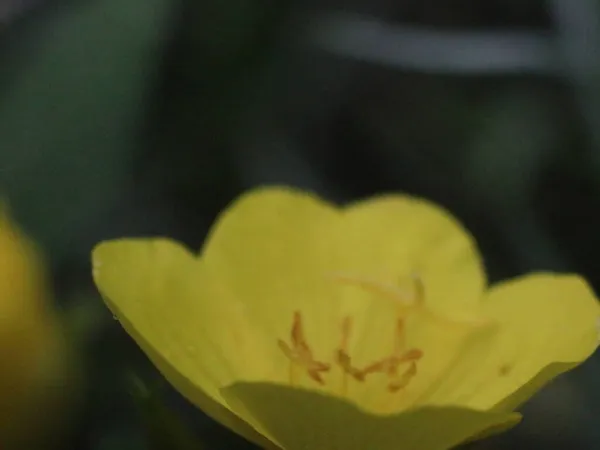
[360,357,396,377]
[279,311,330,386]
[336,349,365,382]
[388,361,418,392]
[360,348,423,381]
[397,348,423,363]
[279,306,423,393]
[291,311,305,347]
[307,361,331,385]
[335,316,364,382]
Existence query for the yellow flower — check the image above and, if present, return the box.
[0,204,75,448]
[92,186,600,450]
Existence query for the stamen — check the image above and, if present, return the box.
[279,270,434,396]
[358,315,422,384]
[360,357,397,377]
[336,349,365,380]
[340,315,352,350]
[398,348,424,363]
[291,311,304,347]
[335,316,364,395]
[330,273,417,309]
[277,340,298,385]
[307,361,331,384]
[393,318,405,354]
[278,311,330,386]
[388,361,418,392]
[360,349,423,378]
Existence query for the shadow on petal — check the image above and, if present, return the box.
[222,382,521,450]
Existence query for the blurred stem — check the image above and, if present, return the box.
[129,373,206,450]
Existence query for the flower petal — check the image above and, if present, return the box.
[425,273,600,411]
[200,187,486,373]
[327,286,496,414]
[92,239,276,449]
[338,195,486,316]
[201,187,346,372]
[222,382,520,450]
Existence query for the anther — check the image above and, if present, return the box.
[388,361,418,392]
[335,316,364,382]
[360,348,422,378]
[335,350,365,382]
[278,311,330,385]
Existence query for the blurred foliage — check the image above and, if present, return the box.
[0,0,173,260]
[129,374,203,450]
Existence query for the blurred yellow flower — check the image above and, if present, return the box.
[0,205,75,448]
[93,186,600,450]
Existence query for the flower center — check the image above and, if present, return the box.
[277,274,426,395]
